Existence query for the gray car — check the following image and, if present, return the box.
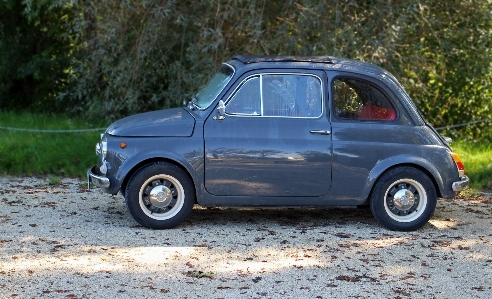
[88,55,469,231]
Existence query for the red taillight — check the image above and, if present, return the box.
[450,153,465,176]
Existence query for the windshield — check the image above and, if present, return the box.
[192,64,235,109]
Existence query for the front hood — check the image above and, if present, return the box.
[107,108,195,137]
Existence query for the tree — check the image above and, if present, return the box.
[0,0,76,112]
[2,0,490,140]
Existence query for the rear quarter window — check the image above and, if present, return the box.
[333,78,397,121]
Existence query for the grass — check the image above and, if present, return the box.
[452,141,492,191]
[0,111,491,191]
[0,111,108,178]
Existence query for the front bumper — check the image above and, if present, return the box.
[452,176,469,192]
[87,165,110,188]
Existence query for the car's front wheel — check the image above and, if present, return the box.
[370,167,437,231]
[125,162,195,229]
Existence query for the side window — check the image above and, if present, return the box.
[225,74,322,118]
[225,76,261,115]
[333,78,397,121]
[263,75,321,117]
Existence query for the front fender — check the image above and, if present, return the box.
[103,136,203,195]
[115,151,198,191]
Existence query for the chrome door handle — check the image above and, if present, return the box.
[213,115,226,120]
[310,130,331,135]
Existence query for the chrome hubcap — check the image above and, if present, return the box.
[393,189,415,211]
[149,185,173,208]
[386,183,419,216]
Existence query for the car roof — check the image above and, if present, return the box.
[230,55,391,78]
[233,55,336,64]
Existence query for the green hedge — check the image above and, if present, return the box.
[1,0,491,140]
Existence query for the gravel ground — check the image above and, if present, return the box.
[1,176,491,299]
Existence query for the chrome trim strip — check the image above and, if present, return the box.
[223,63,235,74]
[260,74,264,116]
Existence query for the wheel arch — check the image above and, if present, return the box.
[120,157,198,202]
[364,158,445,204]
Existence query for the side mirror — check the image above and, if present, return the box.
[213,100,226,120]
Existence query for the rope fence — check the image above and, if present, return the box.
[0,126,107,133]
[434,118,492,131]
[0,118,490,133]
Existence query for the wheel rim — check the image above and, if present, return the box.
[138,174,185,220]
[384,179,427,223]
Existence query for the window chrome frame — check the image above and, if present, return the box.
[224,72,324,119]
[224,76,262,116]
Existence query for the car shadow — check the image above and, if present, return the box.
[184,206,376,229]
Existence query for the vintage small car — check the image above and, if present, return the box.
[88,55,469,231]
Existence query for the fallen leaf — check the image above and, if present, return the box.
[336,275,360,282]
[334,233,351,238]
[183,270,215,279]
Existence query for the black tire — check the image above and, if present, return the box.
[125,162,195,229]
[370,167,437,231]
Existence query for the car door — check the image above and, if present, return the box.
[204,70,332,197]
[328,72,408,200]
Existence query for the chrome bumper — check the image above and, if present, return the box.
[87,165,110,189]
[452,176,469,192]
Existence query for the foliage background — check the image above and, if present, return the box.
[1,0,491,140]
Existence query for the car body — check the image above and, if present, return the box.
[88,55,469,231]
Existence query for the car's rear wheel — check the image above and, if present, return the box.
[370,167,437,231]
[125,162,195,229]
